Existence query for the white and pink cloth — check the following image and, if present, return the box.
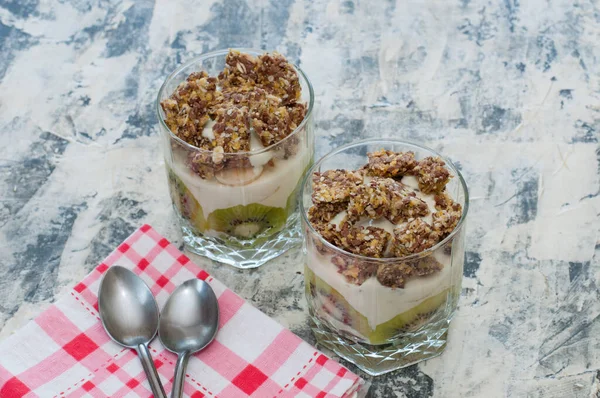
[0,225,363,397]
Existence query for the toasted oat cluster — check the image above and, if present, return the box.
[331,255,378,285]
[311,170,363,203]
[367,150,418,177]
[160,71,220,148]
[376,256,444,288]
[218,51,259,89]
[432,191,462,237]
[375,262,413,288]
[255,52,302,104]
[308,201,348,224]
[336,223,391,258]
[413,156,451,194]
[160,50,306,178]
[347,178,394,220]
[432,205,462,237]
[213,107,251,153]
[308,149,462,287]
[250,102,306,147]
[393,218,440,257]
[389,194,429,224]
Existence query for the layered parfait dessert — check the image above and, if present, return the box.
[158,50,313,262]
[304,148,464,347]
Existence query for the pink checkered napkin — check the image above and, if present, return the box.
[0,225,363,398]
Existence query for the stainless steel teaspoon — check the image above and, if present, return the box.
[98,266,166,398]
[159,279,219,398]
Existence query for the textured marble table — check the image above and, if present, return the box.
[1,0,599,396]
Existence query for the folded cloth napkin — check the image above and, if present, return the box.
[0,225,363,398]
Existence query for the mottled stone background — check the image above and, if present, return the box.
[0,0,599,396]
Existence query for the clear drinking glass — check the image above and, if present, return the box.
[157,49,314,269]
[301,139,468,376]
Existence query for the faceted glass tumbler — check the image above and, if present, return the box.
[157,49,315,269]
[300,139,469,376]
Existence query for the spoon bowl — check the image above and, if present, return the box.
[98,266,166,398]
[159,279,219,398]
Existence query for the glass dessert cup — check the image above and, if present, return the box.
[157,49,315,269]
[300,139,468,376]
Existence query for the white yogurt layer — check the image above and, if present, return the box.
[171,142,310,217]
[307,248,456,330]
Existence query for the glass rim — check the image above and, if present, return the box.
[300,138,470,263]
[155,48,315,156]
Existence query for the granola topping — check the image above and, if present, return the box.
[432,205,462,237]
[367,149,418,178]
[413,156,451,194]
[393,218,440,257]
[376,262,413,289]
[308,201,348,224]
[376,256,444,288]
[308,149,463,288]
[311,169,363,203]
[160,50,307,178]
[337,224,391,259]
[332,255,378,286]
[348,177,396,220]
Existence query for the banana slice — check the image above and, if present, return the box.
[215,166,263,186]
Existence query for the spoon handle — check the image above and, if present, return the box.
[137,344,167,398]
[172,351,190,398]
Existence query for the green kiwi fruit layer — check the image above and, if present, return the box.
[305,267,449,345]
[167,168,207,232]
[206,203,287,239]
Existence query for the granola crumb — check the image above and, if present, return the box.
[393,218,440,257]
[212,106,251,154]
[414,256,444,276]
[387,191,430,224]
[367,150,418,177]
[376,262,413,288]
[347,177,393,220]
[218,50,259,89]
[434,191,454,210]
[413,156,451,194]
[312,169,363,203]
[211,145,225,164]
[308,201,349,224]
[160,71,221,148]
[314,222,342,247]
[332,256,378,285]
[375,255,444,288]
[337,224,391,258]
[251,105,298,147]
[189,150,221,179]
[432,203,462,237]
[256,52,302,104]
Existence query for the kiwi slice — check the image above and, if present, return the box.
[366,290,448,344]
[167,168,206,232]
[206,203,287,239]
[305,267,449,345]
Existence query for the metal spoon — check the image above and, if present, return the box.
[98,266,167,398]
[159,279,219,398]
